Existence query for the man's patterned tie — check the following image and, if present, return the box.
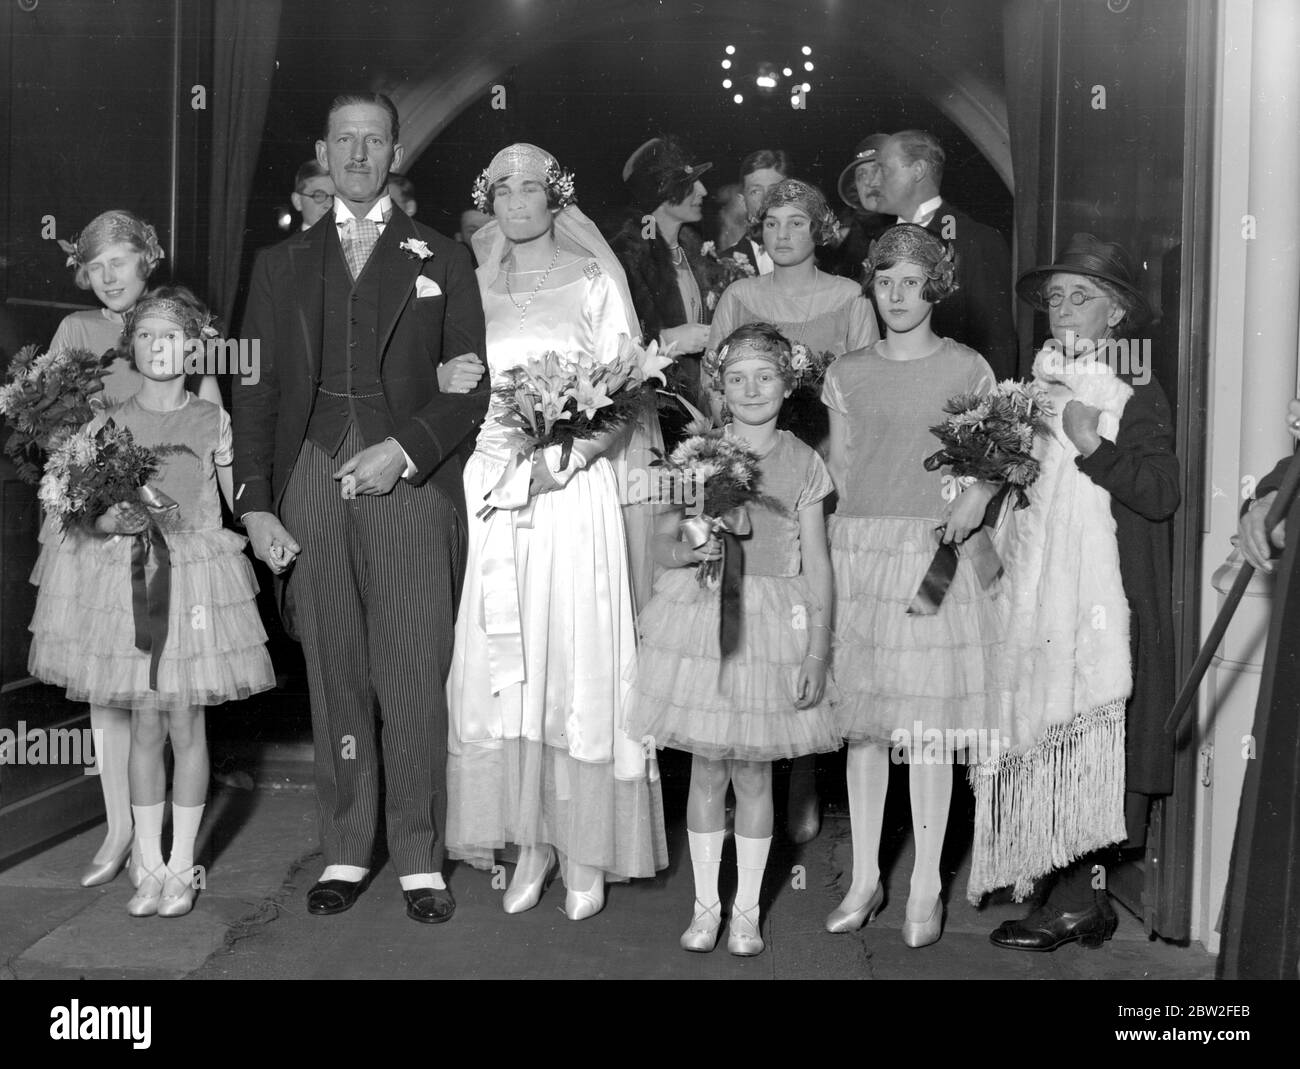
[344,217,381,279]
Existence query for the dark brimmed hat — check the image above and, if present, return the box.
[1016,232,1150,324]
[837,133,889,209]
[622,137,713,214]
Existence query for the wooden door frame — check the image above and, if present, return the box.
[1028,0,1216,940]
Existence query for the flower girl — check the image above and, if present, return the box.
[29,287,274,917]
[626,323,839,955]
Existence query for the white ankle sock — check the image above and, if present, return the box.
[320,864,368,883]
[166,802,205,879]
[399,872,446,891]
[131,802,166,874]
[688,829,725,907]
[733,834,771,914]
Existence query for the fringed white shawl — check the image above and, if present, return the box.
[966,346,1133,903]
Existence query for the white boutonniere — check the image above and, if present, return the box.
[400,238,433,261]
[700,240,717,259]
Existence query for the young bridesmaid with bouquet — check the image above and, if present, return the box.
[821,224,1003,947]
[626,322,839,956]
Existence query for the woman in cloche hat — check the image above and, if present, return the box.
[967,233,1181,953]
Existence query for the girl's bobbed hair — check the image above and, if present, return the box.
[864,222,959,303]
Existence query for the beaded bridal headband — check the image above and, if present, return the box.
[472,143,577,213]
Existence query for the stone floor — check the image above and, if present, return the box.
[0,748,1216,981]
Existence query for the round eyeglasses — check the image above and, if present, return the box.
[1044,290,1107,308]
[301,190,334,205]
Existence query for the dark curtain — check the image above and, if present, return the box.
[1002,0,1049,378]
[1219,474,1300,980]
[207,0,282,330]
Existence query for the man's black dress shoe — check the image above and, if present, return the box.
[404,886,455,924]
[989,896,1118,951]
[307,878,366,916]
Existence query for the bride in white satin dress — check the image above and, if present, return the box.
[446,144,667,919]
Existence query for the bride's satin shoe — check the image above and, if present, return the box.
[563,865,606,921]
[503,846,556,914]
[679,899,723,952]
[825,882,885,934]
[80,842,133,888]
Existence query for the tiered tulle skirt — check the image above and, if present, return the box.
[830,515,1003,749]
[446,451,667,880]
[625,567,842,762]
[28,515,274,710]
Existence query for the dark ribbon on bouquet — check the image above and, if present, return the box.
[681,507,751,658]
[907,483,1012,616]
[130,522,172,691]
[718,530,745,657]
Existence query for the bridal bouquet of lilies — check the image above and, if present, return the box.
[0,344,109,484]
[479,335,675,518]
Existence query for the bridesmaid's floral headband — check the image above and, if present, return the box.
[864,223,958,293]
[704,325,804,390]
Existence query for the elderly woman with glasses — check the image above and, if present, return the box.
[967,234,1180,953]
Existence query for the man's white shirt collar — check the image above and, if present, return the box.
[899,195,944,227]
[335,194,393,228]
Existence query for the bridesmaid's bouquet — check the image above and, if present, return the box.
[788,342,836,389]
[909,380,1054,615]
[40,418,190,691]
[652,426,779,656]
[922,380,1054,509]
[0,345,109,484]
[781,342,838,447]
[38,420,185,532]
[479,336,674,518]
[700,241,758,312]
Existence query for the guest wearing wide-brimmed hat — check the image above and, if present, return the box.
[611,136,718,362]
[820,133,893,281]
[970,232,1180,953]
[610,137,726,605]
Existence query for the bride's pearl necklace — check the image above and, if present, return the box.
[505,245,561,330]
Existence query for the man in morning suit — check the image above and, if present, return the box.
[866,129,1018,380]
[233,93,488,924]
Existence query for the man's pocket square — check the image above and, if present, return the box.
[415,278,443,298]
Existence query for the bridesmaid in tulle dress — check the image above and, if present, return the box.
[29,287,273,917]
[445,144,667,920]
[39,211,221,890]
